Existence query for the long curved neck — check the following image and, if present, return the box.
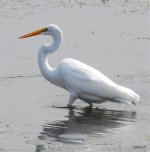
[38,32,62,82]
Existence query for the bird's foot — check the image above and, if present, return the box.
[84,106,93,113]
[83,103,93,112]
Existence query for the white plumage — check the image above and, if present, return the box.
[20,24,140,107]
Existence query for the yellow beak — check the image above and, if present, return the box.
[19,28,48,39]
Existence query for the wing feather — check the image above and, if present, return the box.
[58,58,118,98]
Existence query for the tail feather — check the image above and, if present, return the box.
[116,86,140,106]
[131,93,140,105]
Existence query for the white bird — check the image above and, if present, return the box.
[19,24,140,107]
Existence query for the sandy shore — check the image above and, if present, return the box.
[0,0,150,151]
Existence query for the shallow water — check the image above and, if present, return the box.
[0,0,150,152]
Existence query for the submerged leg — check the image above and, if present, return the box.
[67,92,78,107]
[89,103,93,107]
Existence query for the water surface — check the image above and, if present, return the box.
[0,0,150,151]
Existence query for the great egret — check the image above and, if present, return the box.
[19,24,140,107]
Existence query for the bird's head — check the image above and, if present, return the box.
[19,24,63,39]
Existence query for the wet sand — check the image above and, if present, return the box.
[0,0,150,151]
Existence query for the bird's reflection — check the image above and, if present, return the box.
[36,107,136,152]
